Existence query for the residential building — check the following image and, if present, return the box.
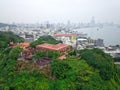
[54,34,76,47]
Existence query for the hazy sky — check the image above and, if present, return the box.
[0,0,120,23]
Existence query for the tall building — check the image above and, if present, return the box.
[90,16,95,26]
[94,39,104,47]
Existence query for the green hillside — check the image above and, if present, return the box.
[0,31,24,48]
[0,33,120,90]
[30,35,61,47]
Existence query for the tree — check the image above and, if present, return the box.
[0,31,24,48]
[32,51,43,62]
[80,48,114,80]
[48,51,60,59]
[30,35,61,48]
[51,60,71,79]
[9,47,22,60]
[69,49,77,56]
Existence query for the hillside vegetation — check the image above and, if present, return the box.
[0,31,24,48]
[0,33,120,90]
[0,48,120,90]
[30,35,61,47]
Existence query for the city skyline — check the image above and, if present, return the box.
[0,0,120,24]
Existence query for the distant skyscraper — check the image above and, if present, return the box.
[91,16,95,25]
[94,39,104,47]
[67,20,71,26]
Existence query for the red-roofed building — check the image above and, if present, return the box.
[36,43,71,55]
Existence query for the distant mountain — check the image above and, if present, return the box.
[0,23,16,28]
[0,23,9,27]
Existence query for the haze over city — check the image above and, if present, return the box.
[0,0,120,24]
[1,0,120,89]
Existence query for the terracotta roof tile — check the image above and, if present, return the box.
[36,43,70,50]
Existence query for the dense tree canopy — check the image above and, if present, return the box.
[80,48,114,80]
[0,47,120,90]
[0,32,120,90]
[33,51,60,61]
[30,35,62,47]
[0,31,24,48]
